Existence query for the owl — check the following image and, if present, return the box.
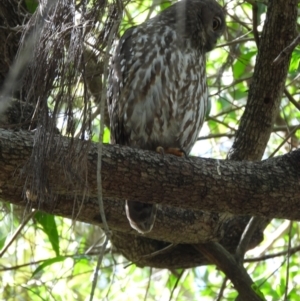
[108,0,226,233]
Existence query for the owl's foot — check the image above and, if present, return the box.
[156,146,186,157]
[126,200,157,234]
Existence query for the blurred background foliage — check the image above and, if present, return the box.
[0,0,299,300]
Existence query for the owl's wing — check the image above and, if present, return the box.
[108,26,139,146]
[108,23,205,152]
[108,24,180,148]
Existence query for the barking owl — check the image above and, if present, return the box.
[108,0,226,233]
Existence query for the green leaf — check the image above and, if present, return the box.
[32,256,67,277]
[73,256,91,275]
[24,0,39,13]
[0,235,5,250]
[251,283,267,301]
[35,212,60,256]
[289,48,300,72]
[103,127,110,143]
[233,51,256,79]
[159,0,172,11]
[205,98,212,118]
[257,2,267,23]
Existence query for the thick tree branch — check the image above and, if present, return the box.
[226,0,298,266]
[200,1,298,297]
[0,129,300,224]
[194,243,263,301]
[228,0,298,161]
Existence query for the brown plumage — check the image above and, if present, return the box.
[108,0,226,233]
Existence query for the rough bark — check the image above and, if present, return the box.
[1,128,289,268]
[0,129,299,225]
[228,0,298,161]
[203,1,298,298]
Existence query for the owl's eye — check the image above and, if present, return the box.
[212,17,222,31]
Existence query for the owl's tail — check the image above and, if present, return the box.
[125,200,157,233]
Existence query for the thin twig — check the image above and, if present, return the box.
[96,2,122,237]
[168,269,185,301]
[245,244,300,263]
[141,243,176,259]
[235,216,262,263]
[284,222,293,301]
[90,1,122,300]
[197,124,300,141]
[215,277,228,301]
[197,133,235,141]
[209,77,251,97]
[273,34,300,65]
[284,88,300,111]
[207,116,237,131]
[89,236,110,301]
[218,37,254,48]
[0,209,36,258]
[268,125,299,158]
[143,267,152,301]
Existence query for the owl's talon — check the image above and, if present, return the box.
[162,147,185,157]
[125,200,157,234]
[156,146,165,165]
[181,149,189,159]
[156,146,186,157]
[156,146,165,156]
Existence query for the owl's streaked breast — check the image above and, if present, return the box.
[110,25,208,154]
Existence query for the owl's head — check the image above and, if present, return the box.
[195,0,226,52]
[170,0,226,52]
